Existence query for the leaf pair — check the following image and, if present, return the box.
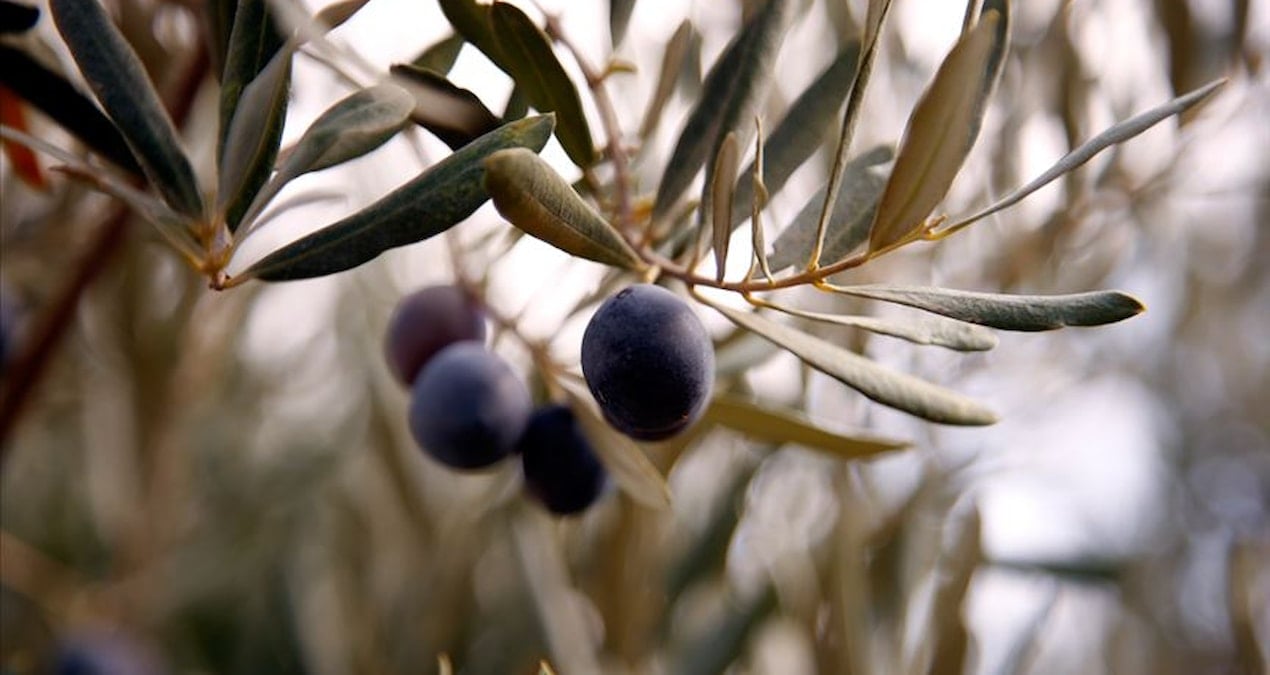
[439,0,595,166]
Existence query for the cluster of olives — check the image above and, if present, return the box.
[384,285,606,515]
[385,283,714,514]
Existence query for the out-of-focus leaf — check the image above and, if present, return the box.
[665,462,754,603]
[867,7,1007,254]
[217,47,292,231]
[698,297,998,425]
[503,85,529,121]
[653,0,791,220]
[710,132,740,282]
[490,3,595,167]
[238,83,415,231]
[438,0,502,65]
[749,124,773,281]
[485,148,644,269]
[0,1,39,34]
[204,0,237,79]
[391,64,500,149]
[824,285,1145,331]
[731,42,861,222]
[219,0,285,159]
[49,0,205,219]
[925,506,981,675]
[239,115,554,282]
[313,0,370,32]
[609,0,636,47]
[639,20,697,140]
[564,383,672,509]
[673,585,778,675]
[0,86,46,189]
[939,78,1227,235]
[763,302,998,351]
[705,394,909,459]
[767,145,891,271]
[412,32,465,74]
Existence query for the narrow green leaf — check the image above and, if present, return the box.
[639,20,697,140]
[392,64,501,149]
[867,7,1008,253]
[763,302,998,351]
[238,83,416,232]
[503,85,529,121]
[219,0,285,159]
[925,507,981,675]
[485,148,644,269]
[940,78,1227,235]
[749,123,773,281]
[49,0,205,218]
[674,585,777,675]
[823,285,1146,331]
[564,383,672,509]
[706,394,910,459]
[767,145,891,271]
[313,0,371,32]
[240,115,554,282]
[490,2,596,167]
[609,0,636,47]
[217,46,292,231]
[411,32,465,74]
[204,0,237,80]
[698,296,998,425]
[710,132,740,282]
[653,0,792,220]
[0,45,141,175]
[731,41,861,222]
[437,0,503,65]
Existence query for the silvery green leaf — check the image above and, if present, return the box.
[218,0,285,159]
[392,64,500,149]
[765,302,998,351]
[940,78,1226,235]
[653,0,792,220]
[639,20,697,140]
[824,285,1145,331]
[731,41,861,223]
[709,132,740,282]
[705,394,910,459]
[867,5,1008,253]
[699,296,998,425]
[239,115,554,282]
[411,32,465,74]
[217,45,292,231]
[767,145,891,271]
[484,148,644,269]
[49,0,205,219]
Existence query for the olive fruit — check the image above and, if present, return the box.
[581,284,714,440]
[518,405,608,515]
[384,285,486,386]
[408,342,531,469]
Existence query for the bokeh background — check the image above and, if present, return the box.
[1,0,1267,673]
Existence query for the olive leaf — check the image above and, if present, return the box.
[731,41,862,223]
[762,301,998,351]
[0,45,141,175]
[217,46,292,231]
[822,285,1145,331]
[411,32,465,74]
[937,77,1227,236]
[49,0,205,219]
[709,132,740,282]
[705,394,910,460]
[563,382,672,509]
[767,145,891,271]
[489,2,596,167]
[219,0,285,159]
[698,296,998,425]
[609,0,637,47]
[653,0,791,220]
[0,1,39,34]
[437,0,503,65]
[238,115,554,282]
[867,5,1009,253]
[639,20,697,140]
[391,64,501,149]
[237,83,416,232]
[484,148,644,270]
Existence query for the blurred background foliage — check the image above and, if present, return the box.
[1,0,1267,673]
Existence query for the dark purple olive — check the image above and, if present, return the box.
[384,285,486,386]
[518,405,608,515]
[581,284,713,440]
